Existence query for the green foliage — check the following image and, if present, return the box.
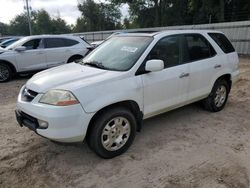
[51,18,71,34]
[1,9,71,36]
[0,22,9,36]
[74,0,122,32]
[111,0,250,28]
[7,13,32,35]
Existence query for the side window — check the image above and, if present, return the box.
[208,33,235,53]
[22,39,43,50]
[147,36,180,68]
[183,34,216,62]
[45,38,65,48]
[63,39,79,47]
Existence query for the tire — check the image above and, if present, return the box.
[67,55,83,63]
[87,107,137,159]
[0,64,12,82]
[202,79,230,112]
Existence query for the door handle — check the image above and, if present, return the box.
[179,73,190,78]
[214,64,221,69]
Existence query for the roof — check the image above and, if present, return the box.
[117,29,222,38]
[21,34,81,40]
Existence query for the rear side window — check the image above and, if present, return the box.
[63,39,79,46]
[208,33,235,53]
[45,38,65,48]
[183,34,216,62]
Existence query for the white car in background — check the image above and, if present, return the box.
[16,30,239,158]
[90,32,124,47]
[0,35,92,82]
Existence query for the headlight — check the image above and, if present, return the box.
[39,90,79,106]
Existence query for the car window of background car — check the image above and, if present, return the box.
[22,39,43,50]
[147,36,180,68]
[45,38,65,48]
[63,39,79,47]
[183,34,216,62]
[5,37,28,50]
[83,36,153,71]
[0,39,19,48]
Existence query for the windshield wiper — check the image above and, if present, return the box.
[82,61,107,70]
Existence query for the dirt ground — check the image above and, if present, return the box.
[0,57,250,188]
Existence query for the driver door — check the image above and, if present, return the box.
[15,38,47,72]
[141,35,190,118]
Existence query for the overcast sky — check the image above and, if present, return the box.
[0,0,129,25]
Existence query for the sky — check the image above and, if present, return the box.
[0,0,129,25]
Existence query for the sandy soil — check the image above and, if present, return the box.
[0,57,250,188]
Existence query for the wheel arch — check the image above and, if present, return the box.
[0,59,17,74]
[86,100,143,139]
[215,74,232,92]
[67,54,84,63]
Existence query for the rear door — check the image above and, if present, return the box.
[141,35,190,118]
[44,38,67,68]
[208,33,239,73]
[183,34,218,101]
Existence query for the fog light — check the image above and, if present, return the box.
[38,119,48,129]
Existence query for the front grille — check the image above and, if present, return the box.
[20,111,38,124]
[16,110,39,131]
[21,88,38,102]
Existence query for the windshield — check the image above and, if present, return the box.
[82,36,153,71]
[1,39,18,47]
[6,38,27,50]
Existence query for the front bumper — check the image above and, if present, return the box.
[16,86,94,143]
[231,69,240,85]
[15,110,40,132]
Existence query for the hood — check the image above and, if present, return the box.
[26,63,119,93]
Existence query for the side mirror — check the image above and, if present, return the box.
[15,46,26,52]
[145,59,164,72]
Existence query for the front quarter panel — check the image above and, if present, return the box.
[74,75,144,113]
[0,51,18,70]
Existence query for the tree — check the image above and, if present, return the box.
[3,9,72,36]
[224,0,250,22]
[51,17,71,34]
[33,10,53,34]
[110,0,192,27]
[7,13,33,35]
[111,0,250,27]
[0,22,9,36]
[123,17,131,29]
[75,0,122,32]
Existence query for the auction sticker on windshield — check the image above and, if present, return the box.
[121,46,138,53]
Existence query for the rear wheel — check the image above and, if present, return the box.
[0,64,12,82]
[202,79,230,112]
[87,107,137,159]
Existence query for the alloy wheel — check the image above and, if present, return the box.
[101,116,131,151]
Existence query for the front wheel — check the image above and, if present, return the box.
[202,79,230,112]
[0,64,12,82]
[87,107,137,159]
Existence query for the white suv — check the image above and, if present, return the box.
[16,30,239,158]
[0,35,91,82]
